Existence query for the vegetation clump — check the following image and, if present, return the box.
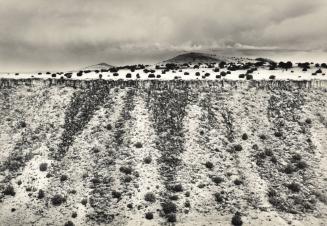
[39,163,48,171]
[51,194,65,206]
[144,192,156,203]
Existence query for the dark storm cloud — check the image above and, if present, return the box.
[0,0,326,71]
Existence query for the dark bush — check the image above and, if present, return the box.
[287,182,301,192]
[81,198,87,205]
[214,192,224,203]
[144,192,156,203]
[269,75,276,80]
[38,189,45,199]
[246,74,253,80]
[145,212,153,220]
[239,74,245,78]
[60,175,68,182]
[113,72,119,76]
[167,213,176,222]
[305,118,312,124]
[3,185,15,196]
[284,164,295,174]
[119,166,133,174]
[205,161,214,169]
[231,212,243,226]
[143,156,152,164]
[169,195,179,201]
[112,191,122,199]
[297,161,308,169]
[64,221,75,226]
[169,184,183,192]
[126,73,132,78]
[195,72,200,76]
[161,201,177,214]
[234,144,243,152]
[259,134,267,140]
[234,179,243,186]
[292,153,302,162]
[212,176,224,185]
[72,212,77,218]
[39,163,48,171]
[274,131,283,138]
[241,133,248,140]
[134,142,143,148]
[51,194,65,206]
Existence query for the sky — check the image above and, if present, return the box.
[0,0,326,72]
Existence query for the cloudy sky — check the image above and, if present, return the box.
[0,0,326,71]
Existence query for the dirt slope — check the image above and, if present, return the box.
[0,79,326,226]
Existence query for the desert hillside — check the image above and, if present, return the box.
[0,79,327,226]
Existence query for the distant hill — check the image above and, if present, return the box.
[83,63,114,70]
[162,52,220,64]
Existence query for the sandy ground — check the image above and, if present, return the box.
[0,79,326,226]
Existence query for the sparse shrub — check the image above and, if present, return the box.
[143,156,152,164]
[305,118,312,124]
[234,179,243,186]
[205,161,214,169]
[134,142,143,148]
[81,198,87,205]
[184,200,190,207]
[161,201,177,214]
[166,213,176,222]
[39,163,48,171]
[271,156,277,164]
[144,192,156,203]
[231,212,243,226]
[38,189,45,199]
[287,182,301,192]
[212,176,224,185]
[124,176,133,183]
[234,144,243,152]
[60,175,68,182]
[112,191,122,199]
[284,164,295,174]
[119,166,133,174]
[145,212,153,220]
[169,184,183,192]
[214,192,224,203]
[297,161,308,169]
[264,149,273,156]
[64,221,75,226]
[246,74,253,80]
[91,177,100,184]
[274,131,283,138]
[242,133,249,140]
[259,134,266,140]
[292,153,302,162]
[3,185,15,196]
[18,121,27,128]
[185,191,190,197]
[51,194,65,206]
